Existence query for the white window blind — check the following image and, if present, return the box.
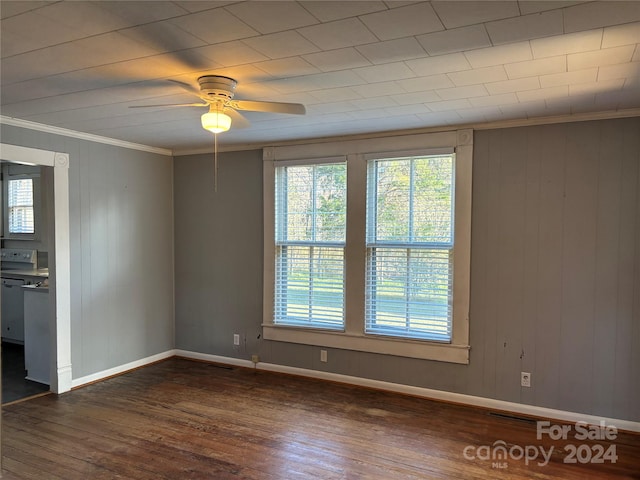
[274,162,347,329]
[365,155,454,342]
[7,178,35,234]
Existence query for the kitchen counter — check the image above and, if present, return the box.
[21,284,49,293]
[1,268,49,280]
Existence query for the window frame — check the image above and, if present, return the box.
[2,165,41,240]
[273,160,348,330]
[263,130,472,364]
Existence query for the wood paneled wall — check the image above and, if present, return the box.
[173,117,640,422]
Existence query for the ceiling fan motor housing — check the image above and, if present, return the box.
[198,75,237,101]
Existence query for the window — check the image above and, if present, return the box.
[365,155,454,342]
[274,162,347,329]
[264,130,472,364]
[7,177,35,234]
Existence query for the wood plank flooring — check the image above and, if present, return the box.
[2,358,639,479]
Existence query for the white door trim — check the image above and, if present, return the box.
[0,143,72,393]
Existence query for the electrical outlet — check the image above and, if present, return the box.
[251,354,259,364]
[521,372,531,388]
[233,334,240,346]
[320,350,327,363]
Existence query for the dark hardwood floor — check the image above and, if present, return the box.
[2,357,639,479]
[1,342,49,405]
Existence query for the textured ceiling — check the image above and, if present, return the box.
[1,1,639,154]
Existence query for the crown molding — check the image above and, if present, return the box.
[0,115,173,157]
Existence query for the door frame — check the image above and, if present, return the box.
[0,143,71,393]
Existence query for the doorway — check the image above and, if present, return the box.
[0,143,71,394]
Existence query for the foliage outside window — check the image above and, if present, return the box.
[264,130,472,364]
[365,155,454,342]
[274,163,347,329]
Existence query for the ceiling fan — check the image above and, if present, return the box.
[130,75,306,134]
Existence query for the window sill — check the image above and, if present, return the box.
[263,324,470,364]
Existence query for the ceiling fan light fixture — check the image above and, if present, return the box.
[201,111,231,134]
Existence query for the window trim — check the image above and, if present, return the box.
[263,130,473,364]
[2,167,41,240]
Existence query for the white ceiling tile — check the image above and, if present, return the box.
[623,77,640,91]
[174,1,236,13]
[518,1,588,15]
[398,74,455,92]
[505,56,566,79]
[569,78,625,96]
[350,96,397,110]
[36,2,133,35]
[486,76,541,94]
[426,99,472,112]
[469,92,520,108]
[303,48,371,72]
[195,41,269,68]
[531,29,603,58]
[309,87,363,103]
[597,62,640,81]
[225,1,318,34]
[416,110,462,126]
[119,22,207,57]
[447,66,508,87]
[298,18,378,50]
[540,68,598,88]
[93,1,189,25]
[0,11,87,53]
[431,1,520,29]
[243,31,320,59]
[360,3,444,40]
[301,1,388,22]
[307,101,356,114]
[384,104,433,116]
[1,42,95,84]
[170,8,258,45]
[353,62,417,83]
[0,1,51,19]
[356,38,427,64]
[563,1,640,33]
[485,10,563,45]
[516,85,568,102]
[350,81,403,98]
[498,99,546,117]
[568,46,635,71]
[456,106,505,121]
[392,90,441,105]
[602,22,640,48]
[72,32,160,65]
[416,25,491,57]
[0,29,38,58]
[464,42,532,68]
[436,84,489,100]
[265,70,363,93]
[255,57,320,77]
[405,53,471,76]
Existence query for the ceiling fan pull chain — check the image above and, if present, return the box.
[214,133,218,193]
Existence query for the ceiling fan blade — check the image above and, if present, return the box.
[230,99,306,115]
[168,79,201,95]
[129,102,208,108]
[226,109,251,129]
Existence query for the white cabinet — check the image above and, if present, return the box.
[2,277,25,342]
[23,286,50,385]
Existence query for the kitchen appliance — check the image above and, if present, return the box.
[1,248,38,343]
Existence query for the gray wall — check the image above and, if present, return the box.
[174,117,640,422]
[1,124,175,378]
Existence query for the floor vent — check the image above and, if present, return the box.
[488,411,536,423]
